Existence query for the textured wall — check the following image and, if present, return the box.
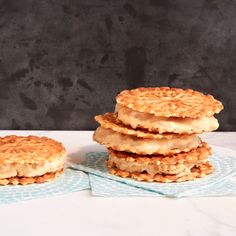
[0,0,235,130]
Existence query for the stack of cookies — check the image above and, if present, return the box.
[94,87,223,183]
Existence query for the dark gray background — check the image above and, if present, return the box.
[0,0,235,130]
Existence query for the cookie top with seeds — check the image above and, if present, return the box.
[116,87,223,118]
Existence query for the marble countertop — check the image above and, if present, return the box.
[0,131,235,236]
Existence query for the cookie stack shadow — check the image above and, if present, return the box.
[94,87,223,183]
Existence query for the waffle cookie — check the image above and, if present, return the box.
[93,126,201,155]
[0,169,63,186]
[107,142,212,176]
[94,87,223,183]
[95,112,191,139]
[0,135,66,185]
[107,162,213,183]
[116,87,223,134]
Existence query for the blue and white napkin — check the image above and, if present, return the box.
[0,169,90,205]
[71,151,236,197]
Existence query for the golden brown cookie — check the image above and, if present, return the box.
[107,162,213,183]
[107,142,212,176]
[0,135,66,184]
[116,104,219,134]
[93,126,201,155]
[116,87,223,118]
[95,112,191,139]
[0,169,63,185]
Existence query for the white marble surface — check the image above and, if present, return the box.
[0,131,235,236]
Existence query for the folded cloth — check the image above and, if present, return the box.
[89,174,162,197]
[70,149,236,198]
[88,173,236,197]
[0,169,90,205]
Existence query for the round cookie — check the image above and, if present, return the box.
[116,87,223,133]
[95,112,191,139]
[93,126,201,155]
[107,142,212,176]
[116,87,223,118]
[107,162,213,183]
[0,135,66,185]
[0,169,63,185]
